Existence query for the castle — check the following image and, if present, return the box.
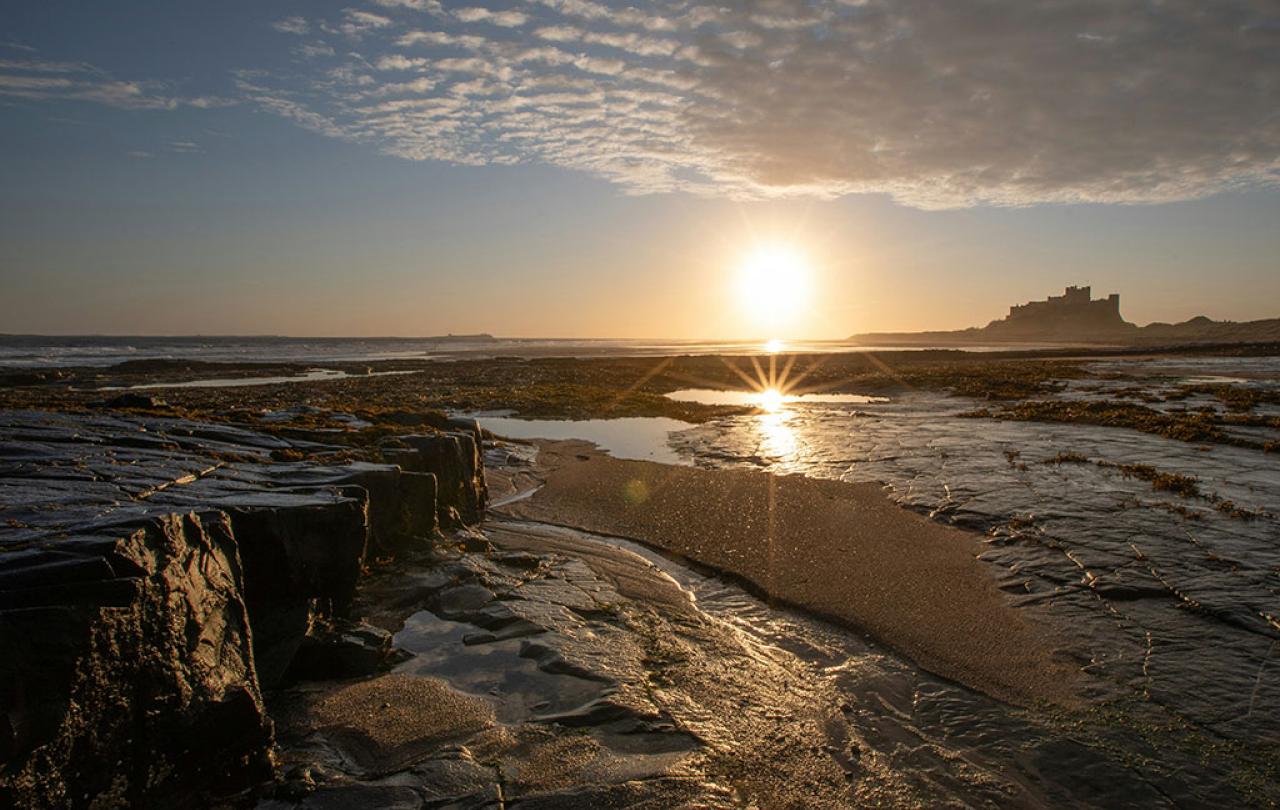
[1006,285,1121,322]
[850,284,1276,345]
[986,285,1131,337]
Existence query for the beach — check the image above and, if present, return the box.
[501,440,1079,707]
[2,343,1278,807]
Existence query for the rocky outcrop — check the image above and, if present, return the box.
[0,511,273,808]
[0,410,490,807]
[382,424,488,527]
[223,490,370,688]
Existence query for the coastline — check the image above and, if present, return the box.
[2,345,1277,806]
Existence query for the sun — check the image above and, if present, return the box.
[736,243,811,331]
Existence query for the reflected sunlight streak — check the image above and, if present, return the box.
[757,408,799,460]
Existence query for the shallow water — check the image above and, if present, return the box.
[474,415,691,464]
[666,363,1280,802]
[478,356,1280,804]
[96,368,418,390]
[666,387,888,407]
[589,525,1245,807]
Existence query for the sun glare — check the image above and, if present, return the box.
[736,243,811,330]
[764,338,785,353]
[757,388,785,412]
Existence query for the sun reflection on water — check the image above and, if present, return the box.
[758,388,785,412]
[753,387,799,460]
[757,407,799,459]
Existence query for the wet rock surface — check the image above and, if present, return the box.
[267,518,872,808]
[0,409,487,806]
[0,511,273,808]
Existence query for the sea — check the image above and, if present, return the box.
[0,334,1082,368]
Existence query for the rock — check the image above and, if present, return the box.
[223,489,370,688]
[91,393,170,410]
[307,463,439,554]
[285,620,409,682]
[0,512,273,807]
[0,409,494,804]
[384,431,488,527]
[259,783,424,810]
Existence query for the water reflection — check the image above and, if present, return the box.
[471,415,691,464]
[757,407,799,459]
[667,387,886,407]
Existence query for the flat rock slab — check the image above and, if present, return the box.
[502,440,1081,708]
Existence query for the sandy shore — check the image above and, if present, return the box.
[500,440,1080,708]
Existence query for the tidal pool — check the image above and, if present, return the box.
[99,368,418,390]
[474,415,692,464]
[666,387,888,407]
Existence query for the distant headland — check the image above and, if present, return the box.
[851,286,1280,346]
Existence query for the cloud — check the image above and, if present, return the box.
[0,57,232,110]
[240,0,1280,207]
[452,7,530,27]
[376,54,430,70]
[271,16,310,35]
[373,0,445,13]
[295,42,337,59]
[339,10,394,37]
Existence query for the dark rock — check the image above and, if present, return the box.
[285,620,409,682]
[91,393,170,410]
[259,783,424,810]
[0,409,494,803]
[224,490,370,688]
[385,431,488,527]
[0,512,273,807]
[273,463,440,554]
[431,583,496,619]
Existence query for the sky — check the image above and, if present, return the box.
[1,0,1278,339]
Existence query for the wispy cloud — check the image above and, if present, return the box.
[339,10,395,37]
[0,57,232,110]
[271,16,310,35]
[373,0,446,13]
[452,7,529,27]
[236,0,1280,207]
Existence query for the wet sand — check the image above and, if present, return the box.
[502,440,1081,707]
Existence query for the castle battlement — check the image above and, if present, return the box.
[1008,286,1120,321]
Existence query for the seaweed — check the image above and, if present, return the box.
[1042,451,1090,465]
